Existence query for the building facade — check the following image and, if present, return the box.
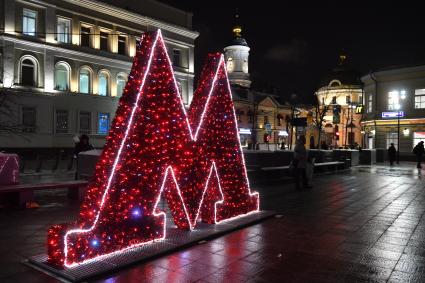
[361,64,425,152]
[315,54,363,148]
[0,0,198,149]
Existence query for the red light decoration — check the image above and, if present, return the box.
[47,30,259,267]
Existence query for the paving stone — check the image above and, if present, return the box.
[3,163,425,281]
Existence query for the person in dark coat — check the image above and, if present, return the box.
[388,143,396,166]
[413,141,425,169]
[293,136,312,190]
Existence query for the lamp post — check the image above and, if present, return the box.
[394,90,406,164]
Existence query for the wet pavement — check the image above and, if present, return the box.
[1,163,425,282]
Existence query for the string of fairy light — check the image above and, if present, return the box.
[47,29,259,268]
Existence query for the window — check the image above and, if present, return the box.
[22,107,36,132]
[264,116,269,125]
[80,25,91,47]
[98,113,110,135]
[413,132,425,148]
[56,110,69,134]
[79,67,91,94]
[386,132,398,149]
[332,96,337,104]
[415,89,425,109]
[367,94,373,113]
[236,110,242,122]
[346,96,351,104]
[358,95,363,105]
[388,91,400,110]
[116,74,127,97]
[248,111,253,123]
[227,57,234,72]
[173,49,181,67]
[118,35,126,55]
[100,31,109,51]
[54,62,70,91]
[57,17,70,43]
[23,9,37,36]
[98,72,109,96]
[277,115,283,126]
[20,57,37,86]
[79,111,91,134]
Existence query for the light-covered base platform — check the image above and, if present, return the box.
[26,211,274,282]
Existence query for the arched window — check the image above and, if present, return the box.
[54,62,70,91]
[79,67,91,94]
[20,56,38,86]
[116,73,127,97]
[98,71,109,96]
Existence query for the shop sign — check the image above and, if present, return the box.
[381,111,404,118]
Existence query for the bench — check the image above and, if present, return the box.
[0,180,88,207]
[313,161,345,172]
[261,161,346,173]
[261,166,290,171]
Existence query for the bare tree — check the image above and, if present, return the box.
[312,89,331,149]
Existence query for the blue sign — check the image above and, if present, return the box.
[381,111,404,118]
[265,123,272,132]
[98,113,110,135]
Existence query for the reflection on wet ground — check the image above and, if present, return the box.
[1,163,425,282]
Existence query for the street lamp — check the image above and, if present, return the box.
[394,90,406,164]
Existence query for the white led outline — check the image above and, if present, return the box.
[61,29,259,267]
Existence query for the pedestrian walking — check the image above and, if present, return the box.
[388,143,396,166]
[413,141,425,169]
[293,135,312,190]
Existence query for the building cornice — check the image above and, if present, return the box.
[2,35,195,77]
[62,0,199,40]
[362,118,425,126]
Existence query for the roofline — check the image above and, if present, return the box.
[64,0,199,40]
[361,63,425,81]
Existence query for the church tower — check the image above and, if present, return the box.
[224,11,251,88]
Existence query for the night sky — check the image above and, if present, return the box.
[161,0,425,104]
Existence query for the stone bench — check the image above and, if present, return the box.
[0,180,88,207]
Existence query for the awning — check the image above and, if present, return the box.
[239,128,252,135]
[278,130,288,136]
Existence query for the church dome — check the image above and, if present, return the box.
[231,36,248,47]
[320,54,362,88]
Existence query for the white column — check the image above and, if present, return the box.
[4,0,15,35]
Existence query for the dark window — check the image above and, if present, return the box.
[248,111,253,123]
[173,49,181,67]
[100,31,108,51]
[21,59,35,86]
[79,112,91,135]
[264,116,269,125]
[118,36,126,55]
[56,110,69,134]
[346,96,351,104]
[80,26,91,47]
[22,107,36,132]
[277,115,283,126]
[332,96,337,104]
